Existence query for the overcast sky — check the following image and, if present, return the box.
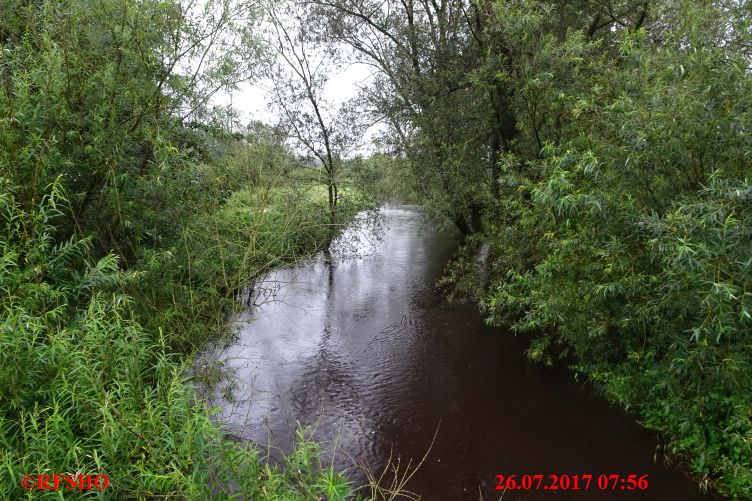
[212,60,384,156]
[214,61,376,125]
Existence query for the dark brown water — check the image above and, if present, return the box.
[212,206,713,500]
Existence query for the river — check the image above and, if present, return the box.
[210,206,713,500]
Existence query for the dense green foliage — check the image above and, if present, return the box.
[481,4,752,496]
[3,0,751,497]
[0,180,356,499]
[348,154,419,204]
[319,0,752,496]
[1,0,369,498]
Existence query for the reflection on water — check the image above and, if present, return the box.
[210,206,713,500]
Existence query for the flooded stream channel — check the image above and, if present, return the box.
[210,206,713,500]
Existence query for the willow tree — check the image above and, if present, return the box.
[309,0,502,233]
[265,2,362,233]
[303,0,655,235]
[482,2,752,495]
[0,0,261,260]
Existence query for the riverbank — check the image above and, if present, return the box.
[208,206,714,499]
[0,174,368,498]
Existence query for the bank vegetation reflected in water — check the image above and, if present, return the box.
[205,206,714,500]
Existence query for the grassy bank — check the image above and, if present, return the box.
[0,1,382,495]
[1,169,372,498]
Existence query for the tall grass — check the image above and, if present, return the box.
[0,175,373,499]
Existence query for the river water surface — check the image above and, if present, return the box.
[212,206,713,500]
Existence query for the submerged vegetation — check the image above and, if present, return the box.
[2,0,751,498]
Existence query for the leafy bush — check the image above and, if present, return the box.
[480,2,752,496]
[0,0,370,496]
[0,177,359,499]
